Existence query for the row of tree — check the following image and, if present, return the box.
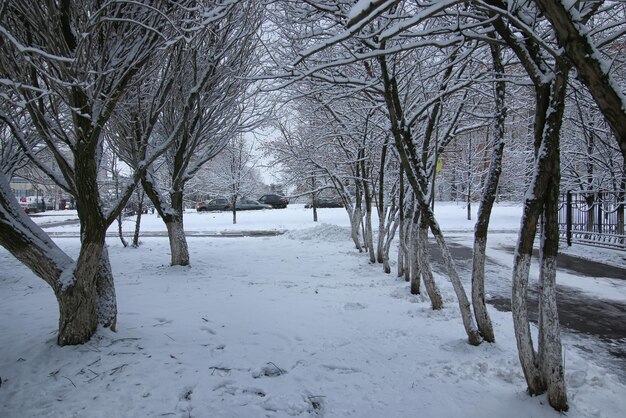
[0,1,267,345]
[260,0,625,412]
[0,0,624,413]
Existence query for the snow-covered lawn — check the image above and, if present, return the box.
[1,203,625,417]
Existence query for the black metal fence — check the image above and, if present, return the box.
[558,190,625,250]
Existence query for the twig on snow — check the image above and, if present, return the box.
[61,376,76,388]
[267,362,285,375]
[109,364,128,376]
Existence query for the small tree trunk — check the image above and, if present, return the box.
[382,203,399,274]
[349,205,363,251]
[377,210,386,264]
[165,216,189,266]
[539,144,568,412]
[397,172,406,277]
[376,139,389,264]
[409,210,420,294]
[471,236,495,341]
[117,214,128,247]
[132,190,145,247]
[363,182,376,263]
[164,190,190,266]
[403,216,412,282]
[470,41,505,344]
[424,205,481,345]
[417,218,443,310]
[133,209,143,247]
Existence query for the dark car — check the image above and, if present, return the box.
[258,194,289,209]
[196,198,231,212]
[305,197,344,208]
[20,202,41,214]
[235,199,272,211]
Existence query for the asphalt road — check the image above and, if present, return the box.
[427,240,626,380]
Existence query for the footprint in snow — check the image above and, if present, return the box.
[344,302,367,310]
[252,362,286,378]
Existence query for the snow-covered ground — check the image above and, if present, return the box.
[1,203,625,417]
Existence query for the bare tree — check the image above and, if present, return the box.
[0,0,216,345]
[207,136,263,224]
[139,3,266,264]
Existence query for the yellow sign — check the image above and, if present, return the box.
[436,158,444,174]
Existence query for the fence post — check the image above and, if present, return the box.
[618,190,624,236]
[566,190,572,247]
[597,191,603,235]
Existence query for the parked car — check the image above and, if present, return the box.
[235,199,272,211]
[20,202,41,214]
[305,197,344,208]
[197,198,231,212]
[258,194,289,209]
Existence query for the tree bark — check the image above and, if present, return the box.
[470,40,505,344]
[379,53,480,345]
[424,205,482,345]
[362,173,376,263]
[165,216,189,266]
[117,214,128,247]
[132,190,145,247]
[141,174,190,265]
[510,64,570,410]
[397,169,406,277]
[1,182,101,346]
[376,139,389,263]
[96,246,117,331]
[409,209,421,295]
[417,216,443,310]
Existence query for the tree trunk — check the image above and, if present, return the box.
[96,246,117,330]
[402,210,412,282]
[141,174,190,265]
[56,271,99,346]
[424,205,481,345]
[397,169,406,277]
[133,209,143,247]
[510,61,570,409]
[379,53,479,344]
[377,209,386,264]
[117,214,128,247]
[165,216,189,266]
[58,230,104,346]
[382,212,398,274]
[471,235,494,341]
[348,205,363,251]
[381,198,399,274]
[538,215,568,411]
[132,190,145,247]
[470,40,505,344]
[417,216,443,310]
[165,190,190,266]
[0,174,102,345]
[409,210,421,295]
[363,179,376,263]
[376,139,389,263]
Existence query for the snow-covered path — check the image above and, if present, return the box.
[1,219,625,417]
